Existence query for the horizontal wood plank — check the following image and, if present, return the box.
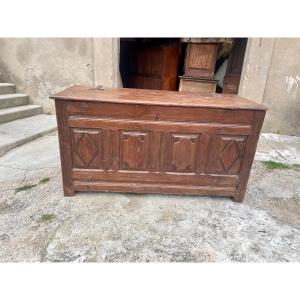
[66,101,254,124]
[51,85,267,111]
[73,180,237,197]
[72,169,238,187]
[68,117,252,135]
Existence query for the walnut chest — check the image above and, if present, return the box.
[51,86,266,202]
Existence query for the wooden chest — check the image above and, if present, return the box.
[51,86,266,202]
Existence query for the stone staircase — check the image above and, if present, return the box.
[0,80,57,157]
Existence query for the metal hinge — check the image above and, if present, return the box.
[89,84,104,91]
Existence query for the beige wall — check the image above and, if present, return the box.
[0,38,120,113]
[262,39,300,135]
[239,38,300,135]
[239,38,274,104]
[93,38,122,88]
[1,38,299,135]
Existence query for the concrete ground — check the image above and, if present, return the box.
[0,132,299,262]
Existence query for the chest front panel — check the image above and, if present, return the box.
[53,85,266,200]
[66,101,252,191]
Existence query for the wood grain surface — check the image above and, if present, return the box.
[51,85,267,111]
[52,86,266,201]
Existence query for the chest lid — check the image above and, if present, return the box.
[51,85,267,111]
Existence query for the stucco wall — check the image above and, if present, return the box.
[0,38,94,113]
[239,38,300,135]
[0,38,121,114]
[239,38,274,104]
[1,38,299,135]
[262,39,300,135]
[93,38,122,88]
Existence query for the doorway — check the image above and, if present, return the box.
[119,38,248,94]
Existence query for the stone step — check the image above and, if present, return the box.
[0,105,42,124]
[0,83,16,95]
[0,93,29,109]
[0,114,57,157]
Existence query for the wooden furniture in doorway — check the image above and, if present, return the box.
[128,45,180,91]
[179,41,220,93]
[179,76,217,93]
[223,38,248,94]
[183,43,219,78]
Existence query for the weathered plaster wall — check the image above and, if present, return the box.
[262,39,300,135]
[0,38,121,114]
[93,38,122,88]
[239,38,300,135]
[0,38,94,113]
[239,38,274,104]
[1,38,299,135]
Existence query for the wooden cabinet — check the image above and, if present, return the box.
[51,86,266,202]
[184,43,220,78]
[179,42,220,93]
[128,46,180,91]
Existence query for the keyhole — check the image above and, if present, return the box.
[80,102,88,111]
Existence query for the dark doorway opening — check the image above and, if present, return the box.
[119,38,248,94]
[119,38,181,91]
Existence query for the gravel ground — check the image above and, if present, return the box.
[0,133,299,262]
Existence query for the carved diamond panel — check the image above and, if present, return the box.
[220,140,240,171]
[211,135,246,175]
[71,129,101,169]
